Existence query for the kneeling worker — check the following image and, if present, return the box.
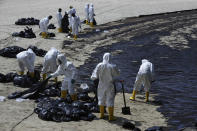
[91,53,120,121]
[48,54,77,100]
[130,59,155,102]
[16,48,36,78]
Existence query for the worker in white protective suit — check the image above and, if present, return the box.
[56,8,63,32]
[42,47,60,82]
[91,53,120,121]
[84,3,89,25]
[16,48,36,78]
[70,13,81,40]
[89,3,94,27]
[48,54,77,100]
[130,59,155,102]
[67,6,76,32]
[39,15,52,38]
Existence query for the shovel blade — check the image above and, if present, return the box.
[122,107,131,115]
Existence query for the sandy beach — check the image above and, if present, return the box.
[0,0,197,130]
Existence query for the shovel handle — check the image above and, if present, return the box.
[120,80,127,107]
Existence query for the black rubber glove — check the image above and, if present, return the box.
[71,79,75,84]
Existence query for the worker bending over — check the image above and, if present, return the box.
[16,48,36,78]
[39,15,52,38]
[48,54,77,101]
[130,59,155,102]
[42,47,60,82]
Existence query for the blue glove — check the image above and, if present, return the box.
[71,79,75,84]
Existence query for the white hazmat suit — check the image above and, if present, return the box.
[56,11,62,32]
[67,8,76,28]
[130,59,154,102]
[84,4,89,24]
[91,53,120,121]
[42,47,59,80]
[39,17,49,33]
[89,4,94,27]
[134,59,154,92]
[51,54,77,100]
[70,15,81,39]
[16,49,36,76]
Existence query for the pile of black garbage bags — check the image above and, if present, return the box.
[0,46,25,58]
[28,45,47,57]
[0,45,47,58]
[12,26,36,38]
[4,69,98,122]
[48,24,56,29]
[15,18,39,25]
[34,96,98,122]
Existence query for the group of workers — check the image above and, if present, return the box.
[16,46,155,121]
[39,4,95,40]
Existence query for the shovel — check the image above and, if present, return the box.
[120,80,131,115]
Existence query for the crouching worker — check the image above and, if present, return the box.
[130,59,155,102]
[39,15,52,38]
[16,48,36,78]
[48,54,77,100]
[42,47,60,82]
[91,53,120,121]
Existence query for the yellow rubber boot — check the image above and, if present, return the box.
[99,105,104,119]
[61,90,67,99]
[71,94,77,101]
[29,72,34,78]
[18,71,24,75]
[130,90,136,101]
[54,77,58,83]
[90,22,93,27]
[145,92,149,102]
[85,20,89,25]
[74,35,77,40]
[108,107,116,121]
[42,73,47,80]
[58,28,62,33]
[41,32,46,38]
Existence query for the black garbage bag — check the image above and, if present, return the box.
[38,109,51,121]
[47,32,56,37]
[48,24,56,29]
[12,26,36,39]
[7,91,23,99]
[87,113,96,121]
[0,46,25,58]
[77,92,91,101]
[5,72,18,82]
[61,13,69,33]
[14,70,40,88]
[12,32,20,37]
[93,18,97,25]
[72,101,85,109]
[27,45,47,57]
[43,87,60,97]
[15,17,39,25]
[13,75,33,87]
[145,126,164,131]
[0,73,6,82]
